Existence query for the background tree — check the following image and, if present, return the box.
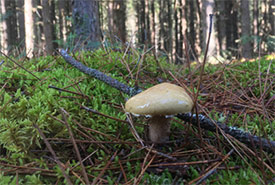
[216,0,226,56]
[72,0,101,49]
[241,0,252,58]
[42,0,54,55]
[16,0,25,50]
[24,0,35,58]
[6,0,17,50]
[0,0,9,54]
[202,0,216,58]
[0,0,274,59]
[108,0,126,43]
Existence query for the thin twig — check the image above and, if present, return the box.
[33,124,73,185]
[0,50,41,80]
[92,151,118,185]
[60,108,90,185]
[192,149,234,185]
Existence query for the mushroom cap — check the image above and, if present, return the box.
[125,82,193,116]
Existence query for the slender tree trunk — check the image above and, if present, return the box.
[202,0,216,58]
[72,0,101,49]
[253,0,259,52]
[6,0,17,47]
[225,0,238,56]
[174,0,179,63]
[58,0,66,45]
[50,0,57,50]
[24,0,35,58]
[137,0,146,44]
[42,0,54,55]
[16,0,25,48]
[110,0,126,43]
[0,0,9,54]
[241,0,252,58]
[268,0,274,35]
[35,0,43,56]
[145,0,150,45]
[216,0,226,56]
[167,0,173,62]
[150,0,156,53]
[187,0,197,59]
[196,0,203,55]
[126,0,137,44]
[159,0,164,50]
[180,0,187,61]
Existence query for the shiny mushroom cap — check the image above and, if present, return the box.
[125,82,193,116]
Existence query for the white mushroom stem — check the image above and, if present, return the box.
[148,116,171,143]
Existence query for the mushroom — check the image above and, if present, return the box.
[125,82,193,143]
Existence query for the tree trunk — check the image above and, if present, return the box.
[108,0,126,43]
[150,0,156,53]
[241,0,252,58]
[6,0,17,47]
[202,0,216,58]
[42,0,54,55]
[216,0,226,56]
[174,0,179,63]
[34,0,43,56]
[16,0,25,49]
[269,0,275,35]
[58,0,70,45]
[225,0,238,56]
[159,0,164,50]
[72,0,101,49]
[167,0,173,62]
[195,0,203,56]
[0,0,9,54]
[180,0,187,62]
[24,0,35,58]
[187,0,197,59]
[126,0,137,44]
[145,0,150,45]
[136,0,146,44]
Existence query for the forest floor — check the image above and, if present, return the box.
[0,47,274,184]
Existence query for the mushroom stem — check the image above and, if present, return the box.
[149,116,171,143]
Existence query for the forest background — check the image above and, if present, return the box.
[0,0,274,61]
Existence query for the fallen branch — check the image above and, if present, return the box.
[59,49,275,154]
[59,49,142,96]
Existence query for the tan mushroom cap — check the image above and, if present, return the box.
[125,82,193,116]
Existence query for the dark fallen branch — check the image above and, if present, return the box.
[177,114,275,154]
[59,49,275,154]
[59,49,142,96]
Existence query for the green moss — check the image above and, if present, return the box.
[0,51,273,183]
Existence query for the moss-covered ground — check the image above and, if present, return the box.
[0,48,274,184]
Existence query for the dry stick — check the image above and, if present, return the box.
[48,85,90,99]
[193,14,214,150]
[192,149,234,185]
[33,124,73,185]
[59,44,275,154]
[92,151,118,185]
[135,154,156,185]
[47,138,136,145]
[71,149,98,170]
[0,50,41,81]
[80,104,128,124]
[60,108,90,185]
[118,158,128,183]
[149,159,220,168]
